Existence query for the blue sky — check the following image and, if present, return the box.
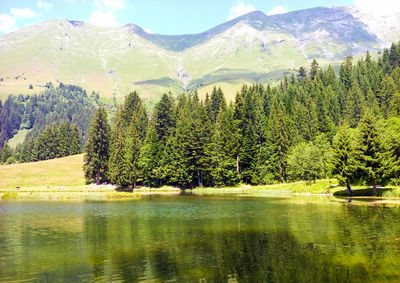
[0,0,398,35]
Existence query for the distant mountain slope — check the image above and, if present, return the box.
[0,6,398,103]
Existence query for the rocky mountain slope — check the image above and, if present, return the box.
[0,6,399,103]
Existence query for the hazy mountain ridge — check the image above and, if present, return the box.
[0,6,398,103]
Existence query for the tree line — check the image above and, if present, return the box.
[83,43,400,192]
[0,121,82,164]
[0,82,98,150]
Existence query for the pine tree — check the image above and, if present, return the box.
[344,81,365,127]
[69,123,82,155]
[389,43,400,70]
[269,106,289,182]
[193,99,214,187]
[154,93,175,143]
[210,86,226,122]
[211,107,240,187]
[83,106,111,185]
[108,110,130,188]
[380,75,397,118]
[124,106,146,188]
[0,142,13,163]
[297,66,307,82]
[310,59,319,80]
[139,122,162,187]
[357,111,394,194]
[339,56,354,91]
[332,125,359,195]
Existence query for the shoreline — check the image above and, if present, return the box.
[1,181,400,206]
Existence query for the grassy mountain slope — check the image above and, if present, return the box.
[0,7,398,103]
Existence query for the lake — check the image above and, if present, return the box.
[1,194,400,282]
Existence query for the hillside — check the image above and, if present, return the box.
[0,154,85,188]
[0,6,399,103]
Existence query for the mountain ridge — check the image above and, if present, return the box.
[0,6,399,103]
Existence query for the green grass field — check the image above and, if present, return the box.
[0,154,85,188]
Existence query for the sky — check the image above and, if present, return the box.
[1,0,400,35]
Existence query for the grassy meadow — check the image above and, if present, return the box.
[0,154,86,188]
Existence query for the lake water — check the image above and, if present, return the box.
[1,194,400,282]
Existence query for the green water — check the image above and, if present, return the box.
[1,195,400,282]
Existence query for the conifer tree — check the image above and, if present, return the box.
[340,56,354,91]
[332,125,359,195]
[357,111,394,194]
[139,122,162,187]
[83,106,111,185]
[108,110,130,188]
[0,142,13,163]
[194,99,214,187]
[154,93,175,143]
[211,107,240,187]
[210,86,226,122]
[344,81,365,127]
[297,66,307,83]
[269,106,289,182]
[124,107,146,188]
[310,59,319,80]
[380,75,397,118]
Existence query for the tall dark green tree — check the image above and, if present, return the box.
[332,125,359,195]
[108,110,130,188]
[269,106,289,182]
[83,106,111,185]
[357,111,394,194]
[211,107,240,187]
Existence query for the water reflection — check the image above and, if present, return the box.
[0,196,400,282]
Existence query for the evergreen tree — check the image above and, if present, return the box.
[389,43,400,70]
[339,56,354,91]
[332,125,359,194]
[154,93,175,143]
[269,106,289,182]
[357,111,394,194]
[124,107,146,188]
[380,75,397,118]
[1,142,13,164]
[139,122,162,187]
[344,81,365,127]
[83,106,111,185]
[211,107,240,187]
[108,110,130,188]
[210,86,226,122]
[309,59,319,80]
[297,66,307,82]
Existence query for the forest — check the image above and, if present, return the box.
[83,43,400,192]
[0,83,98,163]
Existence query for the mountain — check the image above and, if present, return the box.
[0,6,399,104]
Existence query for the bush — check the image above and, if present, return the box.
[5,157,17,165]
[2,192,19,200]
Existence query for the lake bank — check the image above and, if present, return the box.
[2,180,400,206]
[0,185,181,201]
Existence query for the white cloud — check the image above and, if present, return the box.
[89,0,125,27]
[94,0,125,11]
[10,8,36,18]
[266,6,288,16]
[89,10,119,27]
[354,0,400,16]
[37,1,54,11]
[0,14,17,34]
[227,3,255,21]
[144,28,153,34]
